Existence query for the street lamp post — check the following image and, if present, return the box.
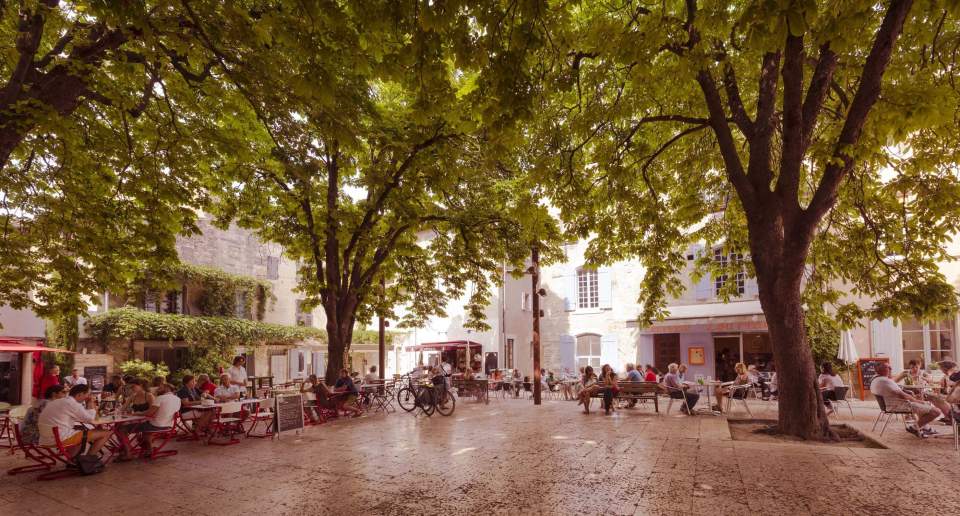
[531,246,541,405]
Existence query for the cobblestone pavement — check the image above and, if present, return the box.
[3,395,960,516]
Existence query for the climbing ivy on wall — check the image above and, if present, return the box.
[134,263,275,320]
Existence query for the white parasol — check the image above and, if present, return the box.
[836,330,859,364]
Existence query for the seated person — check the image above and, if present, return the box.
[122,379,154,414]
[714,363,750,413]
[334,368,362,417]
[120,383,181,458]
[177,375,213,433]
[663,363,699,415]
[301,374,321,422]
[894,359,933,386]
[38,384,111,457]
[214,373,242,402]
[643,365,658,382]
[102,375,124,395]
[818,362,845,414]
[872,362,942,437]
[576,366,600,413]
[677,364,689,382]
[363,366,379,383]
[149,376,166,395]
[938,361,958,394]
[21,384,67,445]
[197,374,217,397]
[625,363,643,382]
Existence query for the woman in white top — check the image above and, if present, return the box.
[818,362,845,414]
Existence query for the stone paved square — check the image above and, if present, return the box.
[4,397,959,516]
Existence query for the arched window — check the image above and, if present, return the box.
[577,267,599,308]
[576,333,602,369]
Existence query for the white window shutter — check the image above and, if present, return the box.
[312,352,325,376]
[598,267,612,309]
[288,351,300,380]
[559,335,576,371]
[745,278,759,298]
[564,272,578,311]
[600,334,619,372]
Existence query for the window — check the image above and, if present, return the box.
[295,299,313,327]
[713,249,745,296]
[265,256,280,280]
[577,268,599,309]
[575,334,602,369]
[505,338,514,369]
[902,317,955,367]
[234,291,248,319]
[521,292,531,311]
[163,291,181,314]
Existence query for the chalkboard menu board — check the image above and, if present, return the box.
[274,393,304,437]
[84,366,108,392]
[856,358,889,400]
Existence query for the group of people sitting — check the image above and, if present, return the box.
[299,368,363,422]
[869,359,960,439]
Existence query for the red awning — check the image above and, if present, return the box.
[0,338,73,353]
[405,340,482,352]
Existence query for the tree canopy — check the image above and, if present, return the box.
[182,1,560,380]
[0,1,221,317]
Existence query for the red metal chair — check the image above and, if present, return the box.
[206,402,244,446]
[139,413,179,460]
[246,399,274,438]
[7,424,56,476]
[36,427,84,481]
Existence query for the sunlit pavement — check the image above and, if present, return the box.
[2,395,959,515]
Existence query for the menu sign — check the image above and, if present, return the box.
[84,366,108,392]
[856,358,889,400]
[274,393,304,437]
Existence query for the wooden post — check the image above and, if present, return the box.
[532,246,541,405]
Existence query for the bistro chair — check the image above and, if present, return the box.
[139,413,180,460]
[664,385,692,415]
[872,395,914,436]
[725,384,753,417]
[828,386,854,419]
[35,426,85,481]
[207,402,245,446]
[246,399,274,438]
[7,424,57,476]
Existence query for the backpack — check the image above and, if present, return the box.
[74,428,105,475]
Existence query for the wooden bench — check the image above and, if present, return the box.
[590,381,661,412]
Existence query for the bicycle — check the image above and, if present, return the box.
[396,375,436,416]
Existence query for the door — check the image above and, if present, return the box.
[714,336,741,381]
[484,352,498,375]
[653,334,681,374]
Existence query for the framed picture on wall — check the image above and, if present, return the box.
[688,347,706,365]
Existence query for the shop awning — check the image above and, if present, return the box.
[0,338,74,353]
[405,340,482,352]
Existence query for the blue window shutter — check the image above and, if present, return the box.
[600,334,619,372]
[598,267,612,309]
[564,272,577,311]
[559,335,576,371]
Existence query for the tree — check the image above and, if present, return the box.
[529,1,960,438]
[0,1,219,318]
[188,2,559,382]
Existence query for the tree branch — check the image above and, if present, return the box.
[722,63,753,137]
[805,0,915,225]
[777,34,805,210]
[696,68,755,210]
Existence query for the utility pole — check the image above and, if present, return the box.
[378,277,386,380]
[531,246,541,405]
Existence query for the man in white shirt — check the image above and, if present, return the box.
[38,384,111,456]
[63,369,87,388]
[871,363,941,438]
[363,366,379,383]
[214,373,242,401]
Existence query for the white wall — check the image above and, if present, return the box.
[0,305,46,338]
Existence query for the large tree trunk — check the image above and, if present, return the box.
[750,223,832,439]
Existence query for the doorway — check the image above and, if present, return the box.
[653,334,681,374]
[714,336,741,381]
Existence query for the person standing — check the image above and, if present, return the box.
[227,356,249,395]
[37,365,61,399]
[63,368,87,388]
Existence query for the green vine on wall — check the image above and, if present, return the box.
[135,263,275,320]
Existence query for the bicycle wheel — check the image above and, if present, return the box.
[417,388,435,416]
[397,387,418,412]
[435,389,456,416]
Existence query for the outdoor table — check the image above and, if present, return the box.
[690,381,723,416]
